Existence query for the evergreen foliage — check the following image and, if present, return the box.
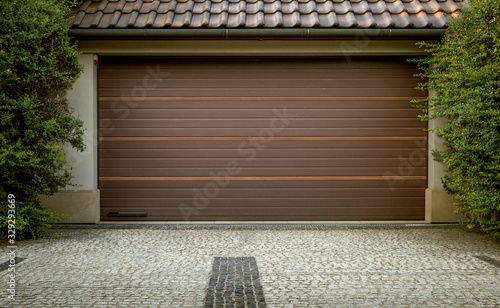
[0,0,84,239]
[413,0,500,240]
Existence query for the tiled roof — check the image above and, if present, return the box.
[69,0,463,29]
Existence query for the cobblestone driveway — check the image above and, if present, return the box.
[1,224,499,307]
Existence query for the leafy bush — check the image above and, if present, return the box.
[0,200,70,240]
[0,0,84,239]
[413,0,500,240]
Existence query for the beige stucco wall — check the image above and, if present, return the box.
[425,188,462,223]
[40,190,99,223]
[425,90,463,223]
[40,54,100,223]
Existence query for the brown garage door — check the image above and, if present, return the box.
[98,57,427,221]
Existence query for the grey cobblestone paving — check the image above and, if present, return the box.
[0,257,26,272]
[1,224,499,307]
[475,255,500,268]
[204,257,266,308]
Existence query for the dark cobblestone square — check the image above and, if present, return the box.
[204,257,266,308]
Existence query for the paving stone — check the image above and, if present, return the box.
[0,225,499,307]
[204,257,266,307]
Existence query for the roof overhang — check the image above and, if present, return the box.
[69,28,447,39]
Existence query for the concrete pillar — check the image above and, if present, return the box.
[425,91,463,223]
[40,54,100,223]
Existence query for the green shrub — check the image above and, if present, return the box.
[413,0,500,240]
[0,0,84,239]
[0,199,69,240]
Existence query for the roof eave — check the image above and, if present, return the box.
[68,28,447,39]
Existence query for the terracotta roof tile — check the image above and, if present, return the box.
[316,1,334,14]
[103,0,125,13]
[172,11,193,26]
[134,11,148,26]
[357,11,377,27]
[246,12,265,26]
[247,2,263,13]
[193,1,209,12]
[139,1,161,12]
[409,10,431,27]
[337,11,357,27]
[300,12,320,27]
[148,11,159,25]
[405,0,425,14]
[157,1,177,13]
[128,11,140,25]
[71,11,87,26]
[263,11,282,26]
[368,1,387,14]
[265,1,282,13]
[210,1,228,13]
[392,11,412,27]
[282,11,301,26]
[85,1,106,13]
[79,13,96,27]
[427,10,447,27]
[299,2,316,14]
[420,0,441,13]
[333,1,352,14]
[318,11,338,27]
[110,11,123,26]
[190,11,210,26]
[227,11,247,26]
[70,0,463,29]
[351,1,369,14]
[121,1,140,13]
[229,1,246,13]
[97,12,113,27]
[388,0,406,14]
[372,11,394,27]
[90,11,104,26]
[77,1,93,11]
[175,1,194,12]
[115,13,128,26]
[281,1,298,13]
[209,11,228,26]
[152,11,175,26]
[438,0,460,12]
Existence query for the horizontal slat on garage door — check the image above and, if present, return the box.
[98,56,427,221]
[100,78,420,89]
[99,157,420,168]
[99,98,424,110]
[100,128,426,137]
